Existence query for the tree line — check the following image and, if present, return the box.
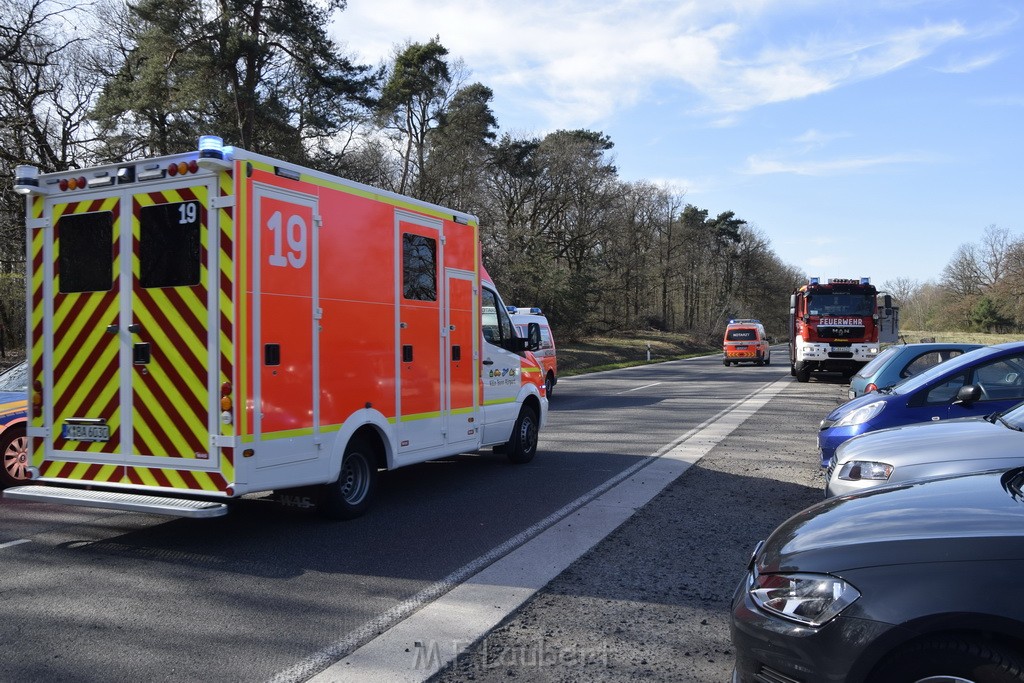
[885,225,1024,335]
[3,0,1006,356]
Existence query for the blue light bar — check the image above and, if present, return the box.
[809,277,820,285]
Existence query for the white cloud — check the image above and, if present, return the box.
[934,51,1003,73]
[744,153,933,176]
[335,1,993,129]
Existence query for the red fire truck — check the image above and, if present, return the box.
[788,277,893,383]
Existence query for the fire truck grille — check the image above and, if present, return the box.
[817,326,864,339]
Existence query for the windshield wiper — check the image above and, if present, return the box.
[994,414,1024,432]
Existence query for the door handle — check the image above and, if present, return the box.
[482,359,494,365]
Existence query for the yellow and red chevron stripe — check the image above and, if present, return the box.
[36,459,228,493]
[131,187,210,460]
[51,196,122,455]
[217,171,236,482]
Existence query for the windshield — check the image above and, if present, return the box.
[854,346,899,378]
[0,361,27,392]
[807,293,874,316]
[995,400,1024,430]
[891,345,996,395]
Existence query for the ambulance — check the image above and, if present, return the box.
[509,307,557,398]
[722,319,771,366]
[7,135,547,519]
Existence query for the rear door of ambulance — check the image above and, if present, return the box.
[35,167,225,491]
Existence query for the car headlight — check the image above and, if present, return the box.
[832,400,885,427]
[748,571,860,627]
[837,460,893,481]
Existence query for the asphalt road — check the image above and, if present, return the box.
[429,363,850,683]
[0,353,848,682]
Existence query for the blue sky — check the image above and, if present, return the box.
[334,0,1023,290]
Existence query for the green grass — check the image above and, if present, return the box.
[557,331,717,376]
[899,330,1024,345]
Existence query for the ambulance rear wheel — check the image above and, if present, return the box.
[506,405,539,464]
[320,436,378,520]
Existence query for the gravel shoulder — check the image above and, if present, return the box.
[431,377,848,682]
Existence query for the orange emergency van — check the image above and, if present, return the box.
[510,308,557,398]
[723,319,771,366]
[8,136,547,519]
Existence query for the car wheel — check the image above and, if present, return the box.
[873,636,1024,683]
[545,373,555,399]
[765,353,771,366]
[723,359,730,366]
[319,436,379,520]
[505,405,539,464]
[789,362,796,377]
[0,424,28,488]
[796,367,811,383]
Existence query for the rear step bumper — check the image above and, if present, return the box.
[3,485,229,518]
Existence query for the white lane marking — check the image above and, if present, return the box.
[274,377,791,683]
[0,539,31,550]
[618,381,662,394]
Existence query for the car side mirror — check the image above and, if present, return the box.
[955,384,981,405]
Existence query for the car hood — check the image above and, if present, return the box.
[757,468,1024,575]
[0,390,26,407]
[835,417,1020,467]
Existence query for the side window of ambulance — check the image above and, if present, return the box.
[481,288,512,346]
[140,200,201,288]
[403,233,437,301]
[57,211,114,293]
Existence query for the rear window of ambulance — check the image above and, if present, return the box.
[726,328,758,341]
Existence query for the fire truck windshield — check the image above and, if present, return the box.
[806,294,874,317]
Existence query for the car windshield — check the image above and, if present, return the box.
[994,400,1024,430]
[890,345,997,395]
[854,346,899,378]
[0,361,27,392]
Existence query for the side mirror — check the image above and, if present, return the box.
[526,322,541,352]
[955,384,981,404]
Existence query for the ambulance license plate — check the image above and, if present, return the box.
[734,345,747,350]
[61,423,110,442]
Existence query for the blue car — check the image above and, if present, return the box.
[818,341,1024,468]
[0,361,28,488]
[847,342,983,399]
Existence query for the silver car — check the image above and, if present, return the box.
[824,401,1024,497]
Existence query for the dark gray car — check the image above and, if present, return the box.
[731,467,1024,682]
[825,400,1024,497]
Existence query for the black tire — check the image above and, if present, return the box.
[505,405,539,464]
[765,353,771,366]
[723,359,730,367]
[545,373,555,399]
[0,424,28,488]
[319,436,378,520]
[872,636,1024,683]
[789,362,796,376]
[796,367,811,383]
